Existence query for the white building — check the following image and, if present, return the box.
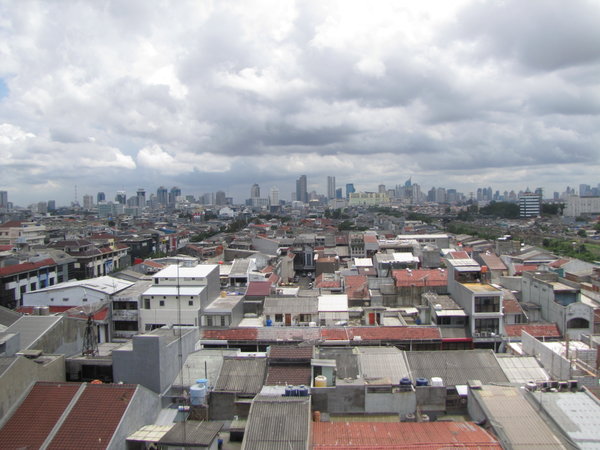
[318,294,349,326]
[0,221,46,246]
[140,264,220,331]
[564,195,600,217]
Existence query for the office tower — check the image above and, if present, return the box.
[115,191,126,204]
[296,175,308,203]
[136,188,146,208]
[47,200,56,211]
[327,176,336,199]
[378,184,386,194]
[169,186,181,207]
[215,191,226,206]
[335,188,342,199]
[346,183,355,199]
[269,186,279,206]
[157,186,168,206]
[0,191,7,211]
[97,192,105,203]
[519,192,541,218]
[251,184,260,199]
[83,195,94,210]
[37,202,48,214]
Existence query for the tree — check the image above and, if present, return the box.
[577,229,586,237]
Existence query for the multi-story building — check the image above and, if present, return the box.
[0,221,46,246]
[296,175,308,203]
[446,257,503,341]
[563,195,600,217]
[327,176,336,199]
[519,192,541,217]
[49,239,130,279]
[139,264,220,330]
[156,186,168,207]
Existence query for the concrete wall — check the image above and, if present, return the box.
[0,355,65,422]
[112,328,199,394]
[30,317,87,356]
[209,392,235,420]
[415,386,446,416]
[108,385,160,450]
[365,390,416,415]
[522,332,570,380]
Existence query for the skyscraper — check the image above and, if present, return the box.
[97,192,105,203]
[0,191,7,212]
[296,175,308,203]
[115,191,126,205]
[346,183,355,199]
[215,191,226,205]
[136,188,146,208]
[169,186,181,207]
[83,195,94,210]
[251,184,260,199]
[269,186,279,206]
[157,186,168,206]
[327,176,336,199]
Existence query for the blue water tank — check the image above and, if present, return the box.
[416,377,429,386]
[400,377,412,386]
[298,385,309,396]
[284,385,293,397]
[266,318,273,327]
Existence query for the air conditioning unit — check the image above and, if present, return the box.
[473,332,480,337]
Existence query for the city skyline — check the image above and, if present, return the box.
[1,1,600,205]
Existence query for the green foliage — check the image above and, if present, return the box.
[542,238,597,262]
[541,203,564,216]
[446,222,501,241]
[478,201,519,219]
[577,229,587,237]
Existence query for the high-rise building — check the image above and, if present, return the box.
[215,191,226,206]
[327,176,336,199]
[37,201,48,214]
[136,188,146,208]
[251,184,260,199]
[97,192,105,203]
[269,186,279,206]
[83,195,94,210]
[157,186,168,206]
[169,187,181,207]
[378,184,386,194]
[115,191,126,205]
[519,192,541,218]
[346,183,355,199]
[335,188,343,199]
[47,200,56,211]
[0,191,8,211]
[296,175,308,203]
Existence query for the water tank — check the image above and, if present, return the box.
[420,414,430,422]
[400,377,412,386]
[190,381,207,406]
[298,385,309,396]
[284,385,294,397]
[314,375,327,388]
[38,306,50,316]
[430,377,444,387]
[416,378,429,386]
[266,318,273,327]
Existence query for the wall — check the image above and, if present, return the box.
[0,355,65,422]
[108,385,160,450]
[365,389,416,415]
[522,332,570,380]
[209,392,235,420]
[29,317,86,355]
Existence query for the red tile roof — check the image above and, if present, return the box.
[0,258,56,277]
[202,328,259,340]
[364,235,378,243]
[448,251,470,259]
[505,323,561,338]
[313,421,502,449]
[345,275,369,300]
[265,366,312,386]
[392,269,448,287]
[513,264,539,274]
[17,305,72,314]
[269,345,313,360]
[0,220,23,228]
[47,383,137,450]
[502,298,524,315]
[0,382,81,450]
[246,281,272,297]
[321,326,441,341]
[0,244,15,251]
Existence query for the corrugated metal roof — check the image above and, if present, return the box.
[406,350,509,386]
[471,385,566,449]
[5,315,62,350]
[313,421,502,448]
[159,420,222,446]
[356,347,410,383]
[496,356,549,383]
[242,395,310,450]
[214,357,267,394]
[263,297,318,314]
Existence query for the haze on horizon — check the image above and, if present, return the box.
[1,0,600,206]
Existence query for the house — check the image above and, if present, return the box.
[242,395,311,450]
[200,294,244,328]
[49,239,130,279]
[263,296,318,326]
[209,356,267,420]
[0,381,160,450]
[318,294,349,326]
[139,264,220,330]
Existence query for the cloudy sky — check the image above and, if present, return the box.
[1,0,600,206]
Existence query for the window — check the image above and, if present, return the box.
[275,314,283,322]
[206,316,213,326]
[154,279,159,284]
[63,298,69,302]
[82,298,88,302]
[474,318,499,335]
[159,300,165,307]
[50,298,54,302]
[144,298,150,309]
[474,296,500,313]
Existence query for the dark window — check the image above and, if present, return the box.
[159,300,165,307]
[188,300,193,306]
[144,298,150,309]
[474,296,500,313]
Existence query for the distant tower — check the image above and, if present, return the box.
[157,186,168,206]
[0,190,7,212]
[327,176,336,199]
[269,186,279,206]
[378,184,386,194]
[296,175,308,203]
[97,192,105,203]
[169,186,181,207]
[136,188,146,208]
[115,191,126,205]
[215,191,226,206]
[251,184,260,199]
[346,183,355,199]
[83,195,94,210]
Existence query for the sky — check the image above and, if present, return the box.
[1,0,600,206]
